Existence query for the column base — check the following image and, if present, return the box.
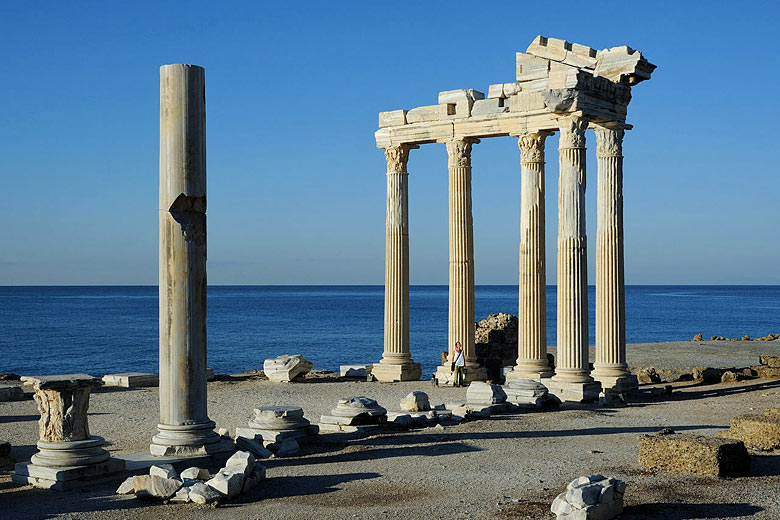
[543,378,602,403]
[434,365,487,386]
[506,362,554,381]
[13,456,125,491]
[592,373,638,394]
[31,436,110,468]
[370,362,422,382]
[150,421,233,457]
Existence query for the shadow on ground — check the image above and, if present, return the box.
[621,502,764,518]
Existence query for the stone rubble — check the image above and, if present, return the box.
[503,378,560,409]
[118,450,266,504]
[399,391,431,412]
[551,474,625,520]
[318,396,388,432]
[235,405,318,457]
[263,355,313,383]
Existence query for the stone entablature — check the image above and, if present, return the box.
[376,36,654,148]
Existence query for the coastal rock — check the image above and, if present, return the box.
[188,482,221,504]
[692,333,703,341]
[0,373,21,381]
[133,475,182,499]
[400,391,431,412]
[263,355,313,383]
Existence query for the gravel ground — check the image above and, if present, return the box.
[1,340,779,520]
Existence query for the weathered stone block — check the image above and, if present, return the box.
[206,470,244,499]
[339,365,369,378]
[149,463,177,480]
[225,450,255,478]
[760,354,780,368]
[400,391,430,412]
[102,372,158,388]
[116,476,135,494]
[263,354,313,383]
[378,110,407,128]
[466,382,507,405]
[638,430,749,476]
[717,413,780,451]
[188,482,221,504]
[180,466,210,480]
[133,474,182,499]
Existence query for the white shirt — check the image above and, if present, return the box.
[453,349,465,367]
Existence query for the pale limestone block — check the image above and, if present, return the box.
[132,474,182,499]
[516,53,550,82]
[171,486,191,502]
[149,464,177,480]
[503,83,522,96]
[339,365,369,377]
[471,98,508,116]
[466,382,507,405]
[116,476,135,494]
[437,89,485,104]
[595,46,656,85]
[400,391,431,412]
[206,470,244,499]
[263,354,313,383]
[273,438,301,457]
[188,482,221,504]
[379,110,407,128]
[180,466,210,480]
[102,372,158,388]
[225,450,255,478]
[406,105,442,123]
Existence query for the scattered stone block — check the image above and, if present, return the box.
[552,474,625,519]
[638,429,750,476]
[760,354,780,368]
[717,412,780,451]
[634,367,661,384]
[225,450,255,478]
[273,438,301,457]
[466,381,507,405]
[149,463,178,480]
[133,474,182,499]
[0,385,24,401]
[206,469,244,499]
[388,413,414,427]
[263,355,313,383]
[116,476,135,494]
[340,365,369,378]
[721,371,738,383]
[171,486,191,503]
[180,466,211,480]
[692,367,722,384]
[504,379,559,409]
[752,365,780,378]
[400,391,431,412]
[319,396,387,431]
[102,372,158,388]
[235,436,273,458]
[189,482,221,504]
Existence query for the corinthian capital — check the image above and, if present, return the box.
[446,137,478,169]
[517,132,552,163]
[594,127,625,157]
[384,144,412,174]
[558,115,589,149]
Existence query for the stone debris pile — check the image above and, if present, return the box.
[263,355,313,383]
[503,378,560,409]
[551,474,625,520]
[638,428,750,476]
[117,452,265,504]
[388,392,457,427]
[235,405,318,457]
[717,408,780,451]
[319,396,387,432]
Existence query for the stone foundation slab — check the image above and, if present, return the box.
[370,362,421,382]
[544,379,601,402]
[638,431,750,476]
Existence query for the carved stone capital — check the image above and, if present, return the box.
[558,115,589,149]
[446,137,478,169]
[594,127,625,157]
[384,144,412,174]
[517,132,551,163]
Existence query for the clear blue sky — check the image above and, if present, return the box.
[1,1,778,285]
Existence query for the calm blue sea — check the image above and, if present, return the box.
[0,286,778,378]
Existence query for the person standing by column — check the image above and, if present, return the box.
[452,342,466,387]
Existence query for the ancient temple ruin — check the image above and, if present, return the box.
[372,36,655,400]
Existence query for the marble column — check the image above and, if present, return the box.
[151,64,227,456]
[548,115,600,402]
[372,144,422,382]
[508,132,554,381]
[591,126,637,393]
[435,137,486,385]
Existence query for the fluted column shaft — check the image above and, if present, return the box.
[514,132,553,378]
[447,138,479,367]
[382,145,412,364]
[592,127,631,380]
[553,116,593,383]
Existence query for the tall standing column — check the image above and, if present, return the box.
[591,126,637,393]
[151,64,227,456]
[548,115,601,402]
[435,137,486,385]
[509,132,554,380]
[372,144,422,382]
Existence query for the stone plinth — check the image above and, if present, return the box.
[318,396,387,432]
[638,430,750,476]
[434,364,487,387]
[716,412,780,451]
[371,362,421,383]
[504,378,559,409]
[12,374,125,490]
[102,373,159,388]
[235,406,318,444]
[544,377,601,403]
[466,382,507,406]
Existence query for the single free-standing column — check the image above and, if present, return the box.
[591,126,637,393]
[435,137,486,385]
[151,64,226,456]
[509,132,554,380]
[548,115,600,401]
[372,144,422,382]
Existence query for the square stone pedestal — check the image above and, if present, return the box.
[593,374,638,394]
[370,362,422,382]
[435,365,487,386]
[543,378,602,403]
[13,458,125,491]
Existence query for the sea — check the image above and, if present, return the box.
[0,285,778,378]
